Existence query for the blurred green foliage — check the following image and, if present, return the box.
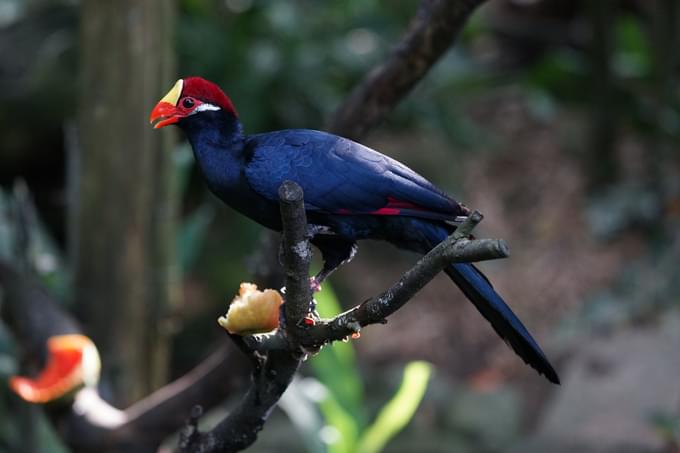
[177,0,417,132]
[356,362,432,453]
[310,285,365,428]
[281,284,432,453]
[651,411,680,450]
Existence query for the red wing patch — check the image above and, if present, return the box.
[334,197,429,216]
[371,207,401,215]
[381,196,423,210]
[370,196,427,215]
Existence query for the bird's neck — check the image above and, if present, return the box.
[179,111,246,192]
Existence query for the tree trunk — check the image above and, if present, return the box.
[74,0,176,405]
[586,0,618,191]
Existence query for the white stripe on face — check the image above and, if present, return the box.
[191,103,221,114]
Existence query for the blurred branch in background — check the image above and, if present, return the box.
[329,0,488,140]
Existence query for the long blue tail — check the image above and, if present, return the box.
[445,263,559,384]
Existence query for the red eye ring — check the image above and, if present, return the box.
[182,98,195,109]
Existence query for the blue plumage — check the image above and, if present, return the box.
[245,130,462,218]
[447,263,556,381]
[168,81,559,384]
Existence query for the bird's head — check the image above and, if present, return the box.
[149,77,237,129]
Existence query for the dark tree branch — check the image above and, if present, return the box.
[177,187,510,452]
[242,331,288,352]
[178,182,311,453]
[278,181,314,342]
[328,0,488,140]
[228,332,266,370]
[299,212,509,347]
[241,237,509,355]
[114,345,247,446]
[178,349,300,453]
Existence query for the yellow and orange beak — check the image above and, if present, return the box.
[149,79,184,129]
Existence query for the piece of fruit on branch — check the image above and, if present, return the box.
[218,283,283,335]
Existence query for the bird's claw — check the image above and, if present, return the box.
[278,296,318,330]
[304,224,332,240]
[281,279,321,293]
[309,277,322,293]
[299,304,320,328]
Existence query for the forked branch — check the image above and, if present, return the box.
[181,181,508,452]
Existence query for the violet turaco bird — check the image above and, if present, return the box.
[150,77,559,384]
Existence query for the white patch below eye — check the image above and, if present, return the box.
[190,103,221,115]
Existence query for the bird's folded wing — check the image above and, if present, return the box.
[244,129,467,221]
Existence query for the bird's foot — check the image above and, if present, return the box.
[278,296,319,329]
[305,224,333,240]
[301,301,320,327]
[309,277,322,293]
[280,278,321,293]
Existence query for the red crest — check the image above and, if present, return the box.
[182,77,237,116]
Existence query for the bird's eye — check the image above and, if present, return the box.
[182,98,195,109]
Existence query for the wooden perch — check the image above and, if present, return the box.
[300,213,510,347]
[179,181,509,452]
[179,181,310,453]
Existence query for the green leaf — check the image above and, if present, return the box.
[356,361,433,453]
[318,387,360,453]
[613,15,651,78]
[310,284,365,425]
[279,377,328,453]
[650,411,680,443]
